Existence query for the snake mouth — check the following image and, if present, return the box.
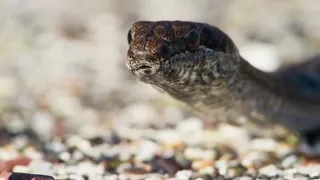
[136,64,154,75]
[127,60,160,78]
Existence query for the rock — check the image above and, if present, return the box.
[28,160,53,176]
[176,117,204,145]
[241,151,273,169]
[249,138,278,152]
[258,164,281,177]
[184,147,217,161]
[279,154,299,169]
[135,140,160,161]
[31,110,54,141]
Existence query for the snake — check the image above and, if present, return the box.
[126,21,320,155]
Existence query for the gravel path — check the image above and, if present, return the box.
[0,0,320,179]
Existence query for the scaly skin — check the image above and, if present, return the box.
[126,21,320,155]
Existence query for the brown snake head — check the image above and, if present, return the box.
[127,21,239,90]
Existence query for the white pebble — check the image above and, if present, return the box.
[155,129,182,143]
[176,117,204,145]
[250,138,278,151]
[184,147,217,160]
[259,164,281,177]
[59,152,71,162]
[28,159,53,176]
[12,165,30,173]
[175,170,193,180]
[0,76,17,97]
[135,140,160,161]
[31,110,54,141]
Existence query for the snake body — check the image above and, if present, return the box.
[126,21,320,154]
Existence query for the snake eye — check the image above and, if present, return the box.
[184,29,199,41]
[127,29,132,44]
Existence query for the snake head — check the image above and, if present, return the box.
[127,21,239,84]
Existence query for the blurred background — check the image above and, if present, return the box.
[0,0,320,176]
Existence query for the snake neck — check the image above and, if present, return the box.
[230,57,320,131]
[155,52,320,131]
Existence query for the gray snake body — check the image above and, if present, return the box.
[126,21,320,154]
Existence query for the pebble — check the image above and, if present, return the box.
[259,164,282,177]
[279,154,299,169]
[176,117,204,145]
[184,147,217,161]
[155,129,182,144]
[135,140,160,161]
[249,138,278,152]
[241,151,273,169]
[0,76,18,98]
[28,160,53,176]
[31,111,54,141]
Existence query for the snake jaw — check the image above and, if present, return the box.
[126,51,161,82]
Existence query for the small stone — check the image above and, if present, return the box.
[11,165,30,173]
[0,76,18,98]
[59,152,71,162]
[258,164,282,177]
[293,173,312,180]
[135,140,160,161]
[12,135,28,150]
[175,170,193,180]
[224,162,247,179]
[241,151,273,169]
[88,137,105,147]
[250,138,278,152]
[5,115,27,134]
[279,154,299,169]
[192,160,214,170]
[198,166,218,176]
[184,147,217,161]
[217,124,251,154]
[31,111,54,141]
[236,176,253,180]
[295,165,320,177]
[155,129,182,144]
[156,156,183,176]
[176,117,203,133]
[66,135,91,152]
[77,161,104,175]
[23,147,43,160]
[176,117,204,145]
[275,143,295,157]
[69,174,85,180]
[28,160,53,176]
[72,150,85,162]
[48,92,83,119]
[45,138,67,154]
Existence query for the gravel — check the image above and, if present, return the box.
[0,0,320,179]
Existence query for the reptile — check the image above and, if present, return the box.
[126,20,320,155]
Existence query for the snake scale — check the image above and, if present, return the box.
[126,21,320,155]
